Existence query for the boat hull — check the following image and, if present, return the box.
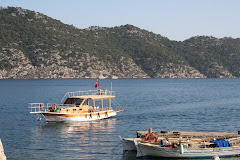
[136,142,240,159]
[41,110,116,122]
[121,138,142,151]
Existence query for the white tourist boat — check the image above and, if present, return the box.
[29,89,123,123]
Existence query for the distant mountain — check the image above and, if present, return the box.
[0,7,239,79]
[182,36,240,78]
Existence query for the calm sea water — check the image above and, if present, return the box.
[0,79,240,160]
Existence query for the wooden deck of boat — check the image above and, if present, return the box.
[137,130,239,139]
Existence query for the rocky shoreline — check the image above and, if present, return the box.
[0,139,6,160]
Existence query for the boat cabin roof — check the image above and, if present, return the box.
[70,95,115,100]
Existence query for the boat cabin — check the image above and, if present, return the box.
[61,94,116,113]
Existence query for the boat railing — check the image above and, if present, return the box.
[88,106,113,112]
[29,103,114,114]
[28,103,74,114]
[60,89,115,102]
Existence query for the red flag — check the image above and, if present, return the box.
[95,79,99,88]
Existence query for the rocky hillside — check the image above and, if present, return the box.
[182,36,240,78]
[0,7,239,79]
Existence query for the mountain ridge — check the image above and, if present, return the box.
[0,7,239,79]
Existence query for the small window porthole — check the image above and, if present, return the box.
[66,109,70,112]
[79,108,82,111]
[73,109,77,111]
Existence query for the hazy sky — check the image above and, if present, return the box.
[1,0,240,41]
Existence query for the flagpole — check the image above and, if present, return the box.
[95,79,99,92]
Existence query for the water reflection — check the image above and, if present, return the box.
[29,118,121,160]
[3,79,240,159]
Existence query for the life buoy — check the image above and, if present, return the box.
[144,132,157,142]
[51,104,58,110]
[40,103,44,109]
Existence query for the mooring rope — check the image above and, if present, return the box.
[111,141,122,154]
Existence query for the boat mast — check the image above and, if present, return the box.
[101,99,103,111]
[93,100,95,112]
[109,98,111,109]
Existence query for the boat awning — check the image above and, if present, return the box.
[210,139,232,147]
[70,95,116,100]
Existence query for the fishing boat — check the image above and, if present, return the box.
[29,89,123,123]
[121,129,240,159]
[135,140,240,159]
[120,137,142,151]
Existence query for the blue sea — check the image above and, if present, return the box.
[0,79,240,160]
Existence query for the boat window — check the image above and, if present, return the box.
[75,99,83,105]
[70,99,75,104]
[64,98,77,104]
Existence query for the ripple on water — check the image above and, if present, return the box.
[1,79,240,159]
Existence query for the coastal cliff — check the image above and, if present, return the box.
[0,7,239,79]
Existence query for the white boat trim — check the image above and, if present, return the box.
[41,110,116,122]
